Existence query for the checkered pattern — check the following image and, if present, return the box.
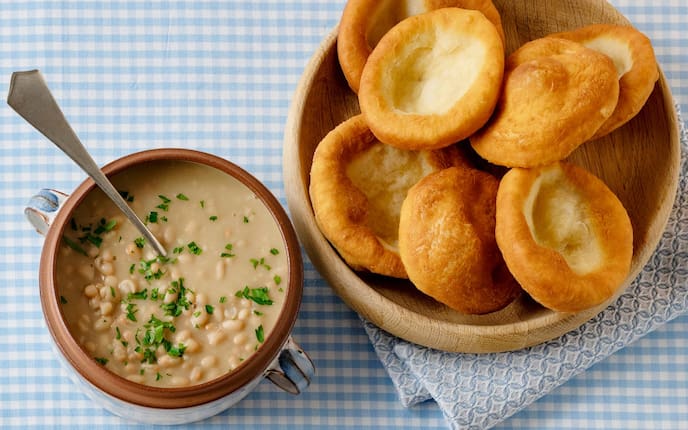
[0,1,686,429]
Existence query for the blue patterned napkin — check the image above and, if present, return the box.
[363,115,688,430]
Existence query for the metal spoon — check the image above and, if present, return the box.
[7,70,167,257]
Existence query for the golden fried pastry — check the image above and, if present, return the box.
[548,24,659,139]
[358,8,505,151]
[398,166,521,314]
[309,114,467,278]
[470,37,619,168]
[337,0,505,93]
[495,162,633,313]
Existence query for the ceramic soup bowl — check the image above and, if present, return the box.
[26,148,314,424]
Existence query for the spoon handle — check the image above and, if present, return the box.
[7,70,167,257]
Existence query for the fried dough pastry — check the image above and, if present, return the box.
[470,37,619,167]
[548,24,659,139]
[337,0,505,93]
[398,166,521,314]
[495,162,633,313]
[309,114,467,278]
[358,7,505,151]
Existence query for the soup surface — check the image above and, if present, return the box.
[56,160,288,387]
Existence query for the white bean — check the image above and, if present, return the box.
[104,275,118,288]
[175,329,190,343]
[201,355,217,369]
[190,366,203,383]
[101,249,114,262]
[93,316,112,331]
[163,290,178,304]
[99,285,112,300]
[170,268,181,280]
[224,307,238,320]
[88,297,101,310]
[191,310,208,327]
[233,332,248,346]
[158,354,181,368]
[184,220,198,235]
[228,355,241,370]
[112,344,127,361]
[169,376,190,387]
[195,293,208,307]
[163,226,175,245]
[215,260,225,280]
[222,319,244,332]
[239,298,252,309]
[84,284,99,298]
[100,301,114,316]
[184,338,200,353]
[118,279,136,296]
[208,330,226,346]
[237,308,250,321]
[125,243,141,259]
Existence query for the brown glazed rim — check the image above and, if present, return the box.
[39,148,304,409]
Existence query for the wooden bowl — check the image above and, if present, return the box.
[283,0,681,353]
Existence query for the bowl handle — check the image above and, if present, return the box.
[265,337,315,394]
[25,188,69,235]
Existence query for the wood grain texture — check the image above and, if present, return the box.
[283,0,681,353]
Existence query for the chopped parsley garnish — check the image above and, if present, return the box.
[270,248,279,255]
[235,286,273,306]
[86,235,103,248]
[135,315,183,364]
[205,305,214,314]
[137,255,170,282]
[146,211,159,223]
[60,295,68,304]
[134,237,145,248]
[243,216,249,223]
[63,236,87,256]
[167,344,186,358]
[221,243,235,258]
[161,278,192,317]
[200,200,205,208]
[93,218,117,235]
[127,289,148,301]
[255,325,264,343]
[209,215,218,221]
[273,275,282,285]
[187,241,202,255]
[119,190,135,202]
[250,257,271,271]
[219,296,227,304]
[129,263,135,274]
[172,246,184,254]
[95,357,108,365]
[176,193,189,201]
[126,303,138,322]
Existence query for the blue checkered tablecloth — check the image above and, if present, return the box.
[1,1,686,429]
